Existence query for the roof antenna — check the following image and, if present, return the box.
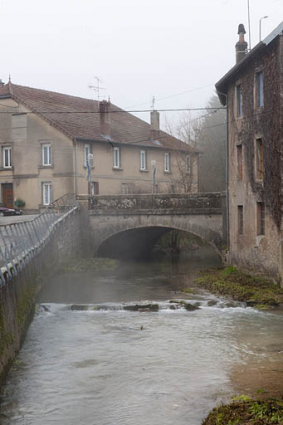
[151,96,155,110]
[88,76,106,103]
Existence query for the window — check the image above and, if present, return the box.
[257,202,265,235]
[42,183,52,206]
[255,138,264,180]
[237,145,243,180]
[113,147,120,168]
[236,84,242,117]
[255,71,263,107]
[186,155,191,174]
[140,150,147,170]
[3,147,12,168]
[238,205,243,235]
[164,153,170,172]
[121,183,133,194]
[84,144,90,167]
[42,144,52,166]
[12,113,27,140]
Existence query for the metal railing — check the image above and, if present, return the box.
[0,194,79,285]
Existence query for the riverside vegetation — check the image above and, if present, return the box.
[202,396,283,425]
[196,266,283,308]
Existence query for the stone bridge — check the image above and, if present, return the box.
[78,192,227,258]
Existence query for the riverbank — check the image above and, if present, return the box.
[202,396,283,425]
[196,267,283,424]
[195,266,283,308]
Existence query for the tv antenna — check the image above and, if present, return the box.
[151,96,156,110]
[88,76,106,103]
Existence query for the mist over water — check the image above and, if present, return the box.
[1,246,283,425]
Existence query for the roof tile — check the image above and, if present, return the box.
[1,83,199,153]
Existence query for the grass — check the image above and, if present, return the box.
[202,397,283,424]
[196,267,283,307]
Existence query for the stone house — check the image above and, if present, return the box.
[216,22,283,281]
[0,82,200,211]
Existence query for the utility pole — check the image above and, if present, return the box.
[247,0,251,50]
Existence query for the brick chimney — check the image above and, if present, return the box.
[0,79,4,87]
[235,24,248,64]
[99,100,111,138]
[150,110,160,140]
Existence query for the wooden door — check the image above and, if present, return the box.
[2,184,14,208]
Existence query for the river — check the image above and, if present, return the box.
[1,247,283,424]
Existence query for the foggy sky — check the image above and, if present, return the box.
[1,0,282,127]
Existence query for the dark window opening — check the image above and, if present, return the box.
[257,202,265,235]
[256,138,264,180]
[255,71,263,107]
[238,205,243,235]
[237,144,243,180]
[236,84,242,117]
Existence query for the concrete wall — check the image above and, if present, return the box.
[0,208,89,386]
[76,141,199,196]
[0,100,74,210]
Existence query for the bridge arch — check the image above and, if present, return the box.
[90,214,223,258]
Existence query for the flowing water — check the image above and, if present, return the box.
[1,247,283,425]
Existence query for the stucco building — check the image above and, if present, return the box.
[216,22,283,280]
[0,82,199,211]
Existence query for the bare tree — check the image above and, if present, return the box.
[197,95,226,192]
[169,151,198,193]
[165,95,226,193]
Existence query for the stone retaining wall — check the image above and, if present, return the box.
[0,208,90,386]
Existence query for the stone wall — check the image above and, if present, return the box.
[0,208,89,386]
[86,192,225,215]
[226,35,282,281]
[85,192,226,255]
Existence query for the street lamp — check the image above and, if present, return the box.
[259,16,268,42]
[151,160,156,194]
[87,153,93,194]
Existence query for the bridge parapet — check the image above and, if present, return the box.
[77,192,226,216]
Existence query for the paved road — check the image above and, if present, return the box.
[0,215,39,225]
[0,212,62,268]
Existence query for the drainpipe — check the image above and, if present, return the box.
[74,140,78,195]
[225,98,229,251]
[216,91,229,251]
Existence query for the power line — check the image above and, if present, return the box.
[0,107,225,115]
[125,83,215,109]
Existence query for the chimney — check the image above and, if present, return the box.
[235,24,248,64]
[150,110,160,140]
[99,100,111,138]
[0,79,4,87]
